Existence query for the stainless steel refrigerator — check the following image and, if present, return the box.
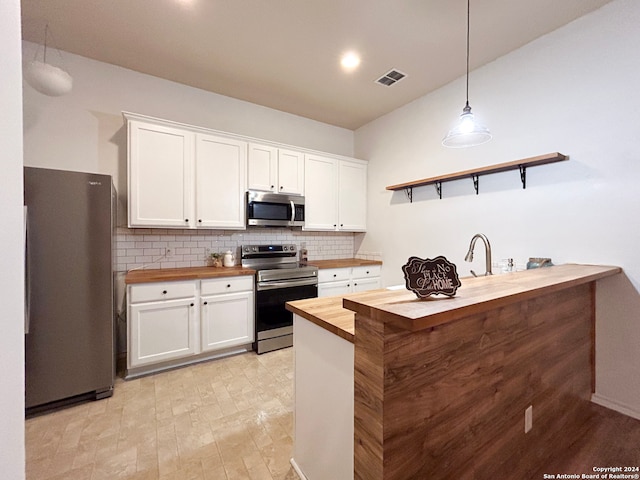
[24,167,115,412]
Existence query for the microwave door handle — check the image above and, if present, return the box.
[290,200,295,223]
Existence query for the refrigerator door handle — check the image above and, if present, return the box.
[24,205,31,335]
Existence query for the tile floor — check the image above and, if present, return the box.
[25,349,299,480]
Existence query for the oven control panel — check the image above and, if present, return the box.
[242,244,297,256]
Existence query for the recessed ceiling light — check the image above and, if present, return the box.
[341,52,361,71]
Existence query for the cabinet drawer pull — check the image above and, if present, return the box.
[162,290,167,294]
[333,274,337,278]
[227,284,231,288]
[366,271,369,274]
[203,301,208,305]
[190,303,194,307]
[185,218,189,223]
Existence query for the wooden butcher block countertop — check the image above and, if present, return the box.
[287,295,356,343]
[308,258,382,269]
[287,264,620,341]
[125,266,255,284]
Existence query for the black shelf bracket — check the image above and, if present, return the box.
[435,181,442,199]
[404,186,413,203]
[519,165,527,189]
[472,174,480,195]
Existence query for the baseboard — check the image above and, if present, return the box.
[290,458,308,480]
[124,345,252,380]
[591,393,640,420]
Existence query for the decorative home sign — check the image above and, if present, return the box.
[402,255,461,298]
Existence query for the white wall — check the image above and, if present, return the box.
[0,0,26,478]
[355,0,640,418]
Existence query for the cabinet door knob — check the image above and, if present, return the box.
[162,290,167,294]
[333,224,337,227]
[366,271,369,274]
[271,185,274,189]
[280,185,283,190]
[333,274,337,278]
[190,303,194,307]
[203,301,208,305]
[198,219,202,223]
[340,223,344,227]
[227,284,231,288]
[185,218,189,223]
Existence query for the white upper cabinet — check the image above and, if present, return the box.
[248,143,304,195]
[248,143,277,193]
[277,148,304,195]
[126,113,247,230]
[304,154,338,230]
[337,160,367,231]
[195,134,247,229]
[304,154,367,232]
[128,120,193,228]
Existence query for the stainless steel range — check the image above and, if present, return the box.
[241,244,318,354]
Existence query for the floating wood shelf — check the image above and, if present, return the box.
[386,152,568,201]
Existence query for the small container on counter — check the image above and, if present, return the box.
[527,257,553,269]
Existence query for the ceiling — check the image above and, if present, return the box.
[21,0,613,130]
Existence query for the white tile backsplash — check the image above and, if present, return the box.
[115,227,356,272]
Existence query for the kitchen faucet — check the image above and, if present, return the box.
[464,233,493,277]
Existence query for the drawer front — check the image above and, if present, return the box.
[318,267,351,283]
[201,276,254,295]
[351,265,381,279]
[129,281,197,303]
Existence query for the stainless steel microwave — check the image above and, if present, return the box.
[246,190,305,227]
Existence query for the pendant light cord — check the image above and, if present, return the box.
[31,24,69,70]
[465,0,470,108]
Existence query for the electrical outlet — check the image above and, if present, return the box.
[525,405,533,433]
[165,247,172,257]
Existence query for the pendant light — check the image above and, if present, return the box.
[24,25,73,97]
[442,0,491,148]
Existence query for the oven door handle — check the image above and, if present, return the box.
[257,278,318,291]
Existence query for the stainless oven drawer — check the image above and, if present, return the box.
[257,276,318,291]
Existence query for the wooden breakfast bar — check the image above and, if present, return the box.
[286,264,621,480]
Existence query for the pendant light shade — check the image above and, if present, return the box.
[24,25,73,97]
[25,60,73,96]
[442,102,491,148]
[442,0,491,148]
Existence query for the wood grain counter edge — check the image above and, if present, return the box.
[125,266,256,284]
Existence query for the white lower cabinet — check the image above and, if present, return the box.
[317,265,381,298]
[127,276,254,376]
[128,280,198,368]
[318,280,352,298]
[200,277,254,352]
[129,297,198,367]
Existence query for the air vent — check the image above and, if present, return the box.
[375,69,407,87]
